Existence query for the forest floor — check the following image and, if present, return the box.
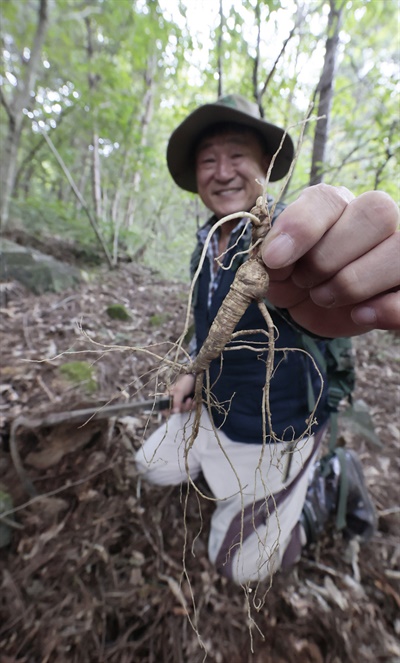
[0,261,399,663]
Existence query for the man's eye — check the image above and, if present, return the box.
[232,153,243,159]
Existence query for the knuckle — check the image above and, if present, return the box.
[310,244,337,278]
[293,243,339,285]
[392,229,400,252]
[357,191,399,232]
[335,265,365,300]
[377,290,400,330]
[304,183,352,214]
[389,233,400,280]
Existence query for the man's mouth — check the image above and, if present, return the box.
[214,188,241,197]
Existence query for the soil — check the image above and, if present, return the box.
[0,264,399,663]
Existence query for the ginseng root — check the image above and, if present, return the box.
[181,198,276,457]
[183,252,275,458]
[188,257,270,375]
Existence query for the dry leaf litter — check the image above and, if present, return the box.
[0,262,399,663]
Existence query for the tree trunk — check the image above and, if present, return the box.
[85,17,103,221]
[125,55,156,230]
[0,0,49,228]
[216,0,224,98]
[76,150,90,211]
[309,0,344,186]
[252,0,261,112]
[92,131,103,219]
[0,121,23,222]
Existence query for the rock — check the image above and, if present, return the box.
[0,239,84,294]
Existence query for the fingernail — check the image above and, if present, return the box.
[263,233,295,268]
[310,286,335,307]
[351,306,377,326]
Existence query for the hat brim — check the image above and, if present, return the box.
[166,103,294,193]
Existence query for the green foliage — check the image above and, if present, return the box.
[1,0,399,279]
[0,485,14,548]
[149,312,170,327]
[59,361,97,393]
[10,197,98,247]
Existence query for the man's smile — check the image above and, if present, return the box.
[214,187,242,196]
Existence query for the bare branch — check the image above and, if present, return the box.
[39,127,114,268]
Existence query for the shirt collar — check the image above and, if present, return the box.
[196,195,274,245]
[197,215,251,246]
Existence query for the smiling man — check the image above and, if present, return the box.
[135,94,399,585]
[196,128,270,214]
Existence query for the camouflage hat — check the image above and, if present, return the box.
[166,93,294,193]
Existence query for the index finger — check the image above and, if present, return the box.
[262,184,354,269]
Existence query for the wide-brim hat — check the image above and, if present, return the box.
[166,93,294,193]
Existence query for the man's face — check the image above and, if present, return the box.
[195,130,271,220]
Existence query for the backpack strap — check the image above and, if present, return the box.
[300,334,335,453]
[300,334,355,452]
[302,335,355,532]
[317,446,348,531]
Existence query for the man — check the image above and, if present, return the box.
[136,94,400,584]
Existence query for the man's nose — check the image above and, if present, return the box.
[214,154,235,180]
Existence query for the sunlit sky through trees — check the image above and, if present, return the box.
[160,0,329,97]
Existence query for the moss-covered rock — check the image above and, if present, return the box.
[0,487,14,548]
[149,312,169,327]
[105,303,131,321]
[0,239,84,294]
[59,361,97,394]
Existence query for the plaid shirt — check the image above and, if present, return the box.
[197,217,251,308]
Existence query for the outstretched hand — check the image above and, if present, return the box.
[261,184,400,337]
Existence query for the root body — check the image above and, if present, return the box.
[189,258,269,374]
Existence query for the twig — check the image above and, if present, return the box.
[36,374,57,402]
[8,397,169,497]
